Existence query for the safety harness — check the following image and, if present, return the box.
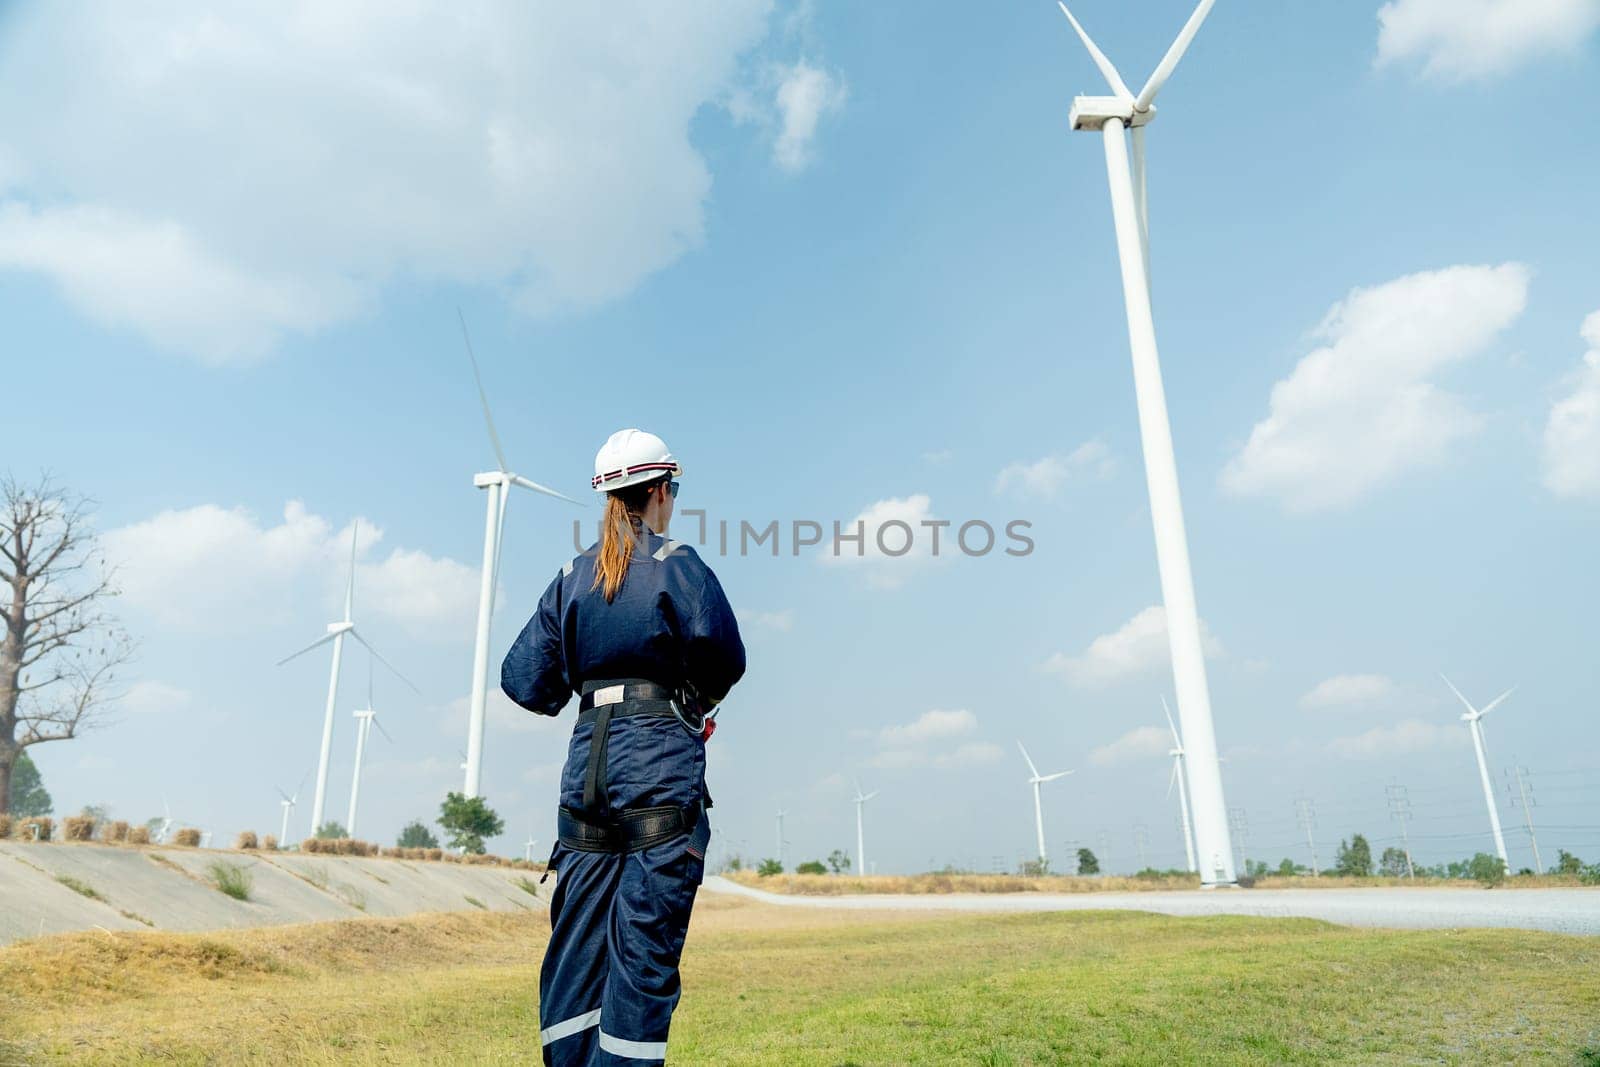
[554,679,708,856]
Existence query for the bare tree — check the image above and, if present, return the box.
[0,475,133,814]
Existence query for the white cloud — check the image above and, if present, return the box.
[1221,264,1529,512]
[931,742,1003,769]
[772,61,846,171]
[1089,726,1171,767]
[994,440,1114,498]
[820,494,945,588]
[0,2,780,361]
[103,501,477,637]
[879,709,976,747]
[1299,674,1399,711]
[1328,719,1469,759]
[1376,0,1600,82]
[1043,606,1222,688]
[1541,310,1600,498]
[119,680,194,716]
[738,608,795,632]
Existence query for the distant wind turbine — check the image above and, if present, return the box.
[458,311,584,800]
[1442,675,1515,867]
[275,770,309,845]
[1056,0,1236,884]
[346,659,393,841]
[524,833,538,863]
[1161,696,1197,874]
[1018,742,1072,867]
[775,808,788,869]
[852,781,878,878]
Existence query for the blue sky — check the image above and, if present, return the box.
[3,1,1598,873]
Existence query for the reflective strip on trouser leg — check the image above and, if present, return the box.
[540,848,622,1067]
[596,834,704,1066]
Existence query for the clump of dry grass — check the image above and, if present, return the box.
[17,816,54,841]
[127,825,152,845]
[0,813,11,839]
[235,831,259,850]
[426,848,444,862]
[262,834,279,851]
[172,828,203,848]
[106,820,131,843]
[62,816,97,841]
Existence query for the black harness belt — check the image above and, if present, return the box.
[559,678,704,856]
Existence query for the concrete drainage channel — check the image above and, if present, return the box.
[0,842,549,945]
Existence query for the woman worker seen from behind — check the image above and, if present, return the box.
[502,428,745,1066]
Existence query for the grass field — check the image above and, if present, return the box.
[1,894,1597,1065]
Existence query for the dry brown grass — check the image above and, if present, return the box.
[0,813,11,839]
[262,834,279,851]
[726,869,1202,895]
[235,831,259,851]
[172,828,202,848]
[105,821,130,844]
[127,826,151,846]
[62,816,96,842]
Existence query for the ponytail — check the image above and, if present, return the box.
[592,477,663,602]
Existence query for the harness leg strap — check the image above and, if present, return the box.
[582,702,613,817]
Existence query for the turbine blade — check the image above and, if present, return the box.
[510,473,586,507]
[275,631,337,667]
[1161,694,1182,748]
[1040,770,1072,783]
[372,715,394,744]
[1017,741,1040,779]
[1131,124,1150,282]
[863,791,879,802]
[1167,758,1180,798]
[275,786,293,803]
[1057,2,1136,103]
[458,307,509,473]
[1478,687,1516,718]
[493,481,509,574]
[349,630,420,693]
[1439,674,1478,717]
[1135,0,1217,111]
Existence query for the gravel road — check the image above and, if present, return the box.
[702,877,1600,935]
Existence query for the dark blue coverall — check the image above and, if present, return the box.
[503,523,744,1066]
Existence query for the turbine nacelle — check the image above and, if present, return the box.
[1069,96,1156,132]
[325,620,354,637]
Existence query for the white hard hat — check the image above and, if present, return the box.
[592,428,683,493]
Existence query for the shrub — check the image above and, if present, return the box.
[1555,850,1585,877]
[107,820,130,843]
[1469,852,1507,888]
[173,828,203,848]
[0,814,11,839]
[127,825,151,845]
[262,834,279,851]
[1580,863,1600,888]
[1075,848,1100,876]
[1334,835,1373,877]
[397,820,439,849]
[19,816,53,841]
[795,859,827,875]
[235,831,259,850]
[207,861,253,901]
[62,815,96,841]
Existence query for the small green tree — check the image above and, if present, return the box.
[314,821,348,840]
[1555,850,1584,876]
[397,820,439,849]
[1276,857,1304,877]
[1379,846,1411,878]
[795,859,827,875]
[1075,847,1099,875]
[1245,858,1271,879]
[1334,835,1372,877]
[7,751,52,816]
[438,792,504,854]
[826,849,851,874]
[756,858,783,877]
[1468,852,1507,888]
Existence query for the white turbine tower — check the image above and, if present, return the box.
[1442,675,1514,867]
[275,771,308,846]
[852,781,878,879]
[278,522,415,834]
[458,311,584,800]
[524,833,538,863]
[1162,696,1197,874]
[1017,742,1072,867]
[1056,0,1235,884]
[346,660,393,841]
[775,808,788,868]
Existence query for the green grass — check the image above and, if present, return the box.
[0,898,1595,1064]
[206,861,253,902]
[53,875,105,903]
[512,877,540,897]
[462,895,487,910]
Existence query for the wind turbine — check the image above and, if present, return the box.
[154,797,173,845]
[1161,696,1197,874]
[1442,675,1514,867]
[775,808,788,868]
[458,311,584,799]
[852,781,878,879]
[1056,0,1236,884]
[1017,742,1072,867]
[524,833,538,863]
[346,659,393,841]
[275,771,309,845]
[278,522,415,834]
